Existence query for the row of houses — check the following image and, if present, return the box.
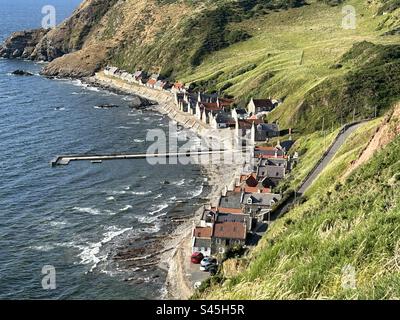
[175,92,282,142]
[192,142,297,256]
[104,66,282,143]
[104,66,187,93]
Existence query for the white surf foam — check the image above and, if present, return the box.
[119,205,133,212]
[149,203,168,216]
[29,244,55,252]
[188,185,203,198]
[73,206,115,216]
[71,227,133,272]
[172,179,185,186]
[131,190,152,196]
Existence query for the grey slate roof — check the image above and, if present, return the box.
[194,238,212,248]
[242,193,281,206]
[257,165,285,179]
[218,192,242,209]
[216,213,247,223]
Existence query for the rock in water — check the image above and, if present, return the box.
[12,70,33,76]
[95,104,119,109]
[0,29,49,59]
[129,96,156,110]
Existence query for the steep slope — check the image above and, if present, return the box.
[197,114,400,299]
[179,0,400,131]
[2,0,400,126]
[0,0,307,77]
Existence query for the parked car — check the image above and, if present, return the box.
[191,252,204,264]
[200,257,217,267]
[200,262,217,272]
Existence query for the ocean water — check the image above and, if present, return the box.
[0,0,207,299]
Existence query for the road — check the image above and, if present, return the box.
[271,121,366,221]
[297,122,365,194]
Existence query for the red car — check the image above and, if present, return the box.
[191,252,204,264]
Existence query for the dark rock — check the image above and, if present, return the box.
[12,70,33,76]
[129,96,156,109]
[0,29,49,59]
[95,104,119,109]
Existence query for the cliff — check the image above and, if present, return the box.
[0,0,306,78]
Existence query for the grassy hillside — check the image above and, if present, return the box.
[110,0,306,76]
[177,0,400,131]
[196,117,400,299]
[15,0,400,130]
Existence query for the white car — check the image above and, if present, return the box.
[200,257,217,267]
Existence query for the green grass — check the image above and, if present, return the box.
[197,118,400,299]
[277,128,340,193]
[177,0,400,131]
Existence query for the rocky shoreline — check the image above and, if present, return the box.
[1,46,239,297]
[83,72,241,299]
[83,72,244,299]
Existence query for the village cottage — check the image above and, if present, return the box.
[192,226,212,257]
[211,221,247,255]
[247,98,276,114]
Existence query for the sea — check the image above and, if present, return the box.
[0,0,208,299]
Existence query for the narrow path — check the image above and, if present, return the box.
[297,122,365,194]
[271,121,367,221]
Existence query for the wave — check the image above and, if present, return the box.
[49,220,68,227]
[73,206,115,216]
[67,227,132,272]
[133,139,144,143]
[106,196,116,201]
[131,190,152,196]
[109,190,152,196]
[116,126,132,130]
[119,205,133,212]
[149,203,168,216]
[172,178,185,186]
[187,185,204,198]
[29,244,55,252]
[70,79,87,88]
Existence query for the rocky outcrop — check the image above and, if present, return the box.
[0,29,49,59]
[12,70,33,76]
[30,0,120,62]
[0,0,120,77]
[40,44,108,78]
